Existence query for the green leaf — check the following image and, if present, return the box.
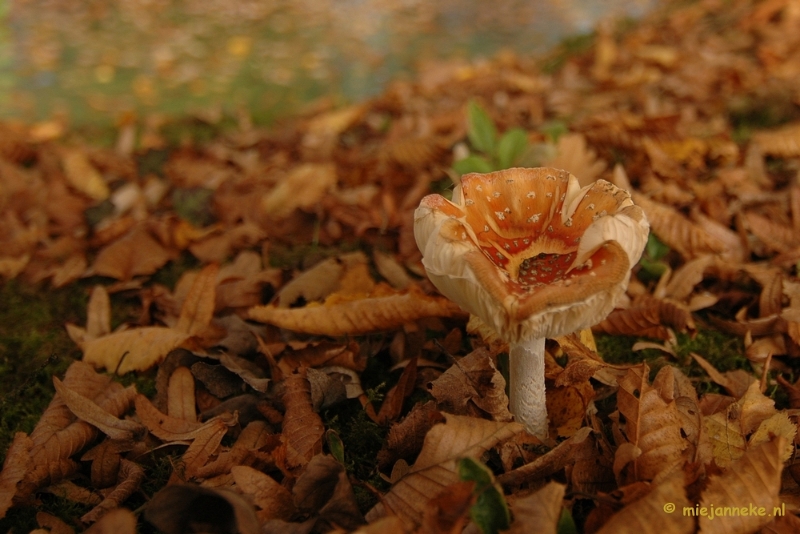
[540,120,569,143]
[557,507,578,534]
[458,457,510,534]
[453,155,494,175]
[645,233,670,261]
[467,100,498,154]
[326,429,345,464]
[638,257,669,281]
[496,128,529,169]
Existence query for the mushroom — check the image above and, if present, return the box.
[414,167,649,437]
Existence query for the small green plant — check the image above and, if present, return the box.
[452,101,534,175]
[458,457,510,534]
[637,233,671,281]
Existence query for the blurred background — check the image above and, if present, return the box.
[0,0,654,128]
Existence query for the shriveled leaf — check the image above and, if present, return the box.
[508,481,566,534]
[633,193,725,258]
[134,394,218,441]
[83,508,137,534]
[174,416,233,481]
[699,438,787,534]
[83,327,190,374]
[261,163,337,219]
[249,284,464,336]
[614,364,686,484]
[81,459,145,523]
[292,454,365,532]
[231,465,295,522]
[52,377,142,442]
[280,372,324,472]
[86,285,111,339]
[0,432,33,519]
[175,263,219,336]
[368,413,522,529]
[145,484,260,534]
[595,473,693,534]
[91,226,174,280]
[594,295,694,339]
[498,426,593,488]
[419,480,475,534]
[377,402,445,472]
[167,366,196,422]
[61,148,110,201]
[429,347,512,422]
[376,358,417,424]
[545,133,606,186]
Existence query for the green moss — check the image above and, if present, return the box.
[0,281,88,464]
[595,327,747,387]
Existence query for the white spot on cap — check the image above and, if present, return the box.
[496,211,506,220]
[526,191,536,198]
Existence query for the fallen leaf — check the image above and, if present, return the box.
[91,225,174,280]
[231,465,295,522]
[595,473,693,534]
[698,437,787,534]
[614,364,686,484]
[52,377,142,442]
[280,371,324,472]
[508,481,565,534]
[0,432,33,519]
[249,284,464,336]
[61,148,110,201]
[368,413,522,530]
[144,484,260,534]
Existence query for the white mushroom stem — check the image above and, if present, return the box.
[508,336,547,438]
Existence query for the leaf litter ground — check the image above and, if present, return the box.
[5,0,800,532]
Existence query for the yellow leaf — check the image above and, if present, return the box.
[83,327,190,374]
[249,284,464,336]
[61,148,109,201]
[175,263,219,336]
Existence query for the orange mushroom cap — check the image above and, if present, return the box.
[414,167,649,344]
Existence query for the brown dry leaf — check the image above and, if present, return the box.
[249,284,464,336]
[498,426,593,488]
[544,133,606,187]
[752,123,800,157]
[231,465,295,522]
[0,432,33,518]
[632,193,725,258]
[174,416,233,482]
[167,366,196,422]
[83,327,191,375]
[81,440,132,489]
[428,347,512,422]
[277,341,365,375]
[261,163,337,219]
[658,255,714,302]
[508,481,565,534]
[86,285,111,341]
[703,380,786,468]
[81,459,145,523]
[134,394,237,442]
[91,225,174,280]
[373,250,413,290]
[195,420,277,480]
[614,364,686,484]
[175,263,219,336]
[274,253,367,308]
[52,377,142,442]
[35,511,74,534]
[698,438,787,534]
[547,379,594,438]
[280,371,324,472]
[743,212,799,254]
[61,148,110,201]
[376,358,417,424]
[418,480,475,534]
[292,454,365,532]
[367,413,522,530]
[83,508,137,534]
[377,402,445,472]
[144,484,260,534]
[83,264,219,374]
[595,473,693,534]
[594,295,694,339]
